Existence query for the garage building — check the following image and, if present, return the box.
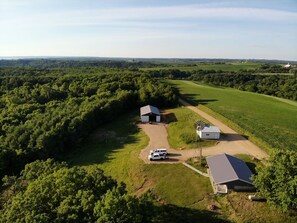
[206,153,254,194]
[140,105,161,123]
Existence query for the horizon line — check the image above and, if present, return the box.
[0,56,296,63]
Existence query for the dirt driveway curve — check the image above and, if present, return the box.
[138,98,268,164]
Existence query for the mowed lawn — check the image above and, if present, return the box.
[166,80,297,151]
[165,106,216,149]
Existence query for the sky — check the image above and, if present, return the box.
[0,0,297,60]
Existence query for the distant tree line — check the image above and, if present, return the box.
[0,68,177,178]
[191,73,297,100]
[149,69,297,101]
[0,59,168,69]
[257,63,290,73]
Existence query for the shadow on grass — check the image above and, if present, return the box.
[220,133,249,142]
[162,112,178,123]
[65,111,141,166]
[182,94,218,106]
[154,204,230,223]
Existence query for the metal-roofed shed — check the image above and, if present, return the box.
[197,125,220,139]
[140,105,161,123]
[206,153,254,194]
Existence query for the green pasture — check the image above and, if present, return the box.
[166,80,297,152]
[141,62,261,72]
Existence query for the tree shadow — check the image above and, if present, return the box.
[245,162,257,174]
[154,204,230,223]
[162,112,177,123]
[65,111,140,166]
[182,94,217,106]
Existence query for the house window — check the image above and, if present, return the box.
[206,134,210,136]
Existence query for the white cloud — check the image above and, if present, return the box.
[57,6,297,27]
[1,4,297,28]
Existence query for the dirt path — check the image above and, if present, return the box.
[138,99,268,164]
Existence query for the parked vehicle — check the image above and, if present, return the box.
[149,148,168,156]
[148,152,166,161]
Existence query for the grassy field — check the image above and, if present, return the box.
[66,110,296,222]
[66,111,224,222]
[165,106,216,149]
[66,111,148,192]
[141,62,262,72]
[166,80,297,152]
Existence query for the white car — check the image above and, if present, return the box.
[148,152,166,161]
[149,148,168,156]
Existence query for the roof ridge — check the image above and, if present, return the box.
[226,154,253,183]
[224,154,239,181]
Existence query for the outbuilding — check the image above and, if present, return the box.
[206,153,254,194]
[197,125,220,139]
[140,105,161,123]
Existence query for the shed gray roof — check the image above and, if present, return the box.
[206,153,253,185]
[200,126,220,133]
[140,105,160,116]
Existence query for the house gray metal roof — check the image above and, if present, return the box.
[206,153,253,185]
[140,105,160,116]
[199,126,220,133]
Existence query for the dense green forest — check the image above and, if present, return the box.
[0,159,154,222]
[0,67,177,178]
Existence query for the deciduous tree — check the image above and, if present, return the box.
[253,150,297,211]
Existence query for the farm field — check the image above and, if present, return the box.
[66,110,296,223]
[165,80,297,152]
[141,62,262,72]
